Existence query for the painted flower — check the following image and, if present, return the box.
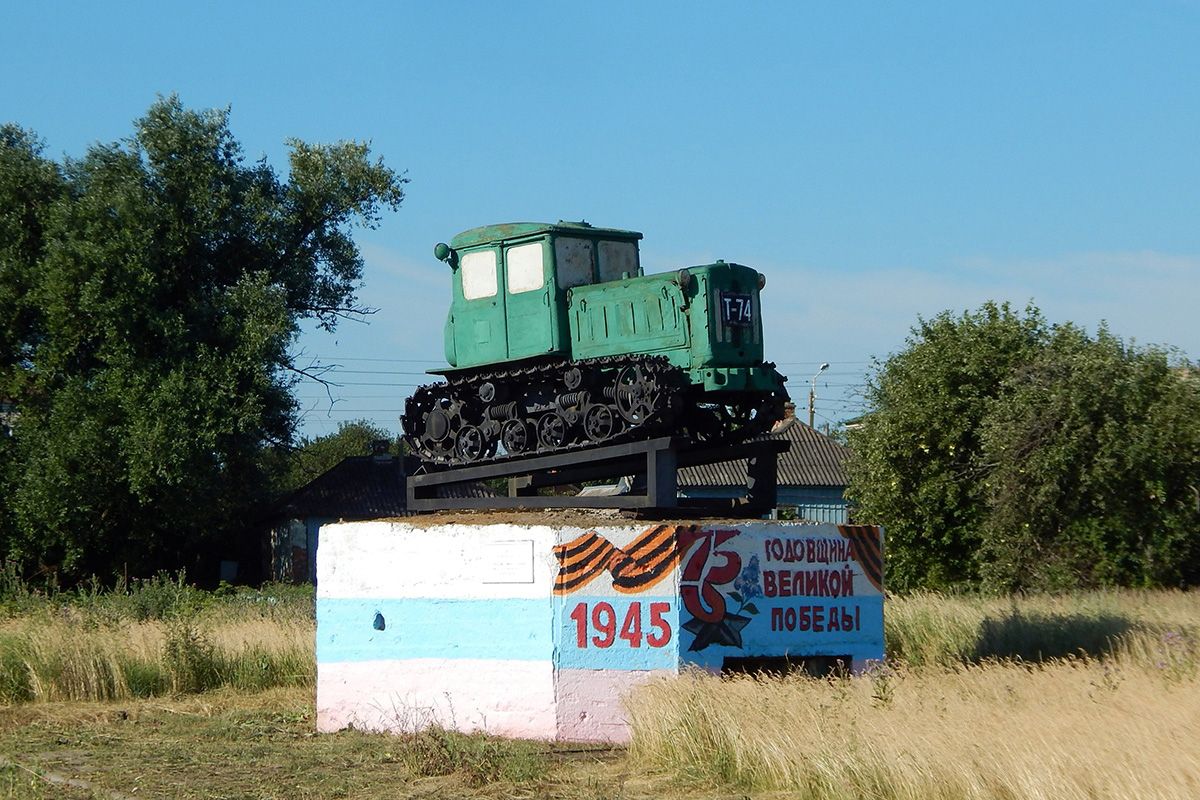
[733,555,763,602]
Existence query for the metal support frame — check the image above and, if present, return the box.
[407,436,789,514]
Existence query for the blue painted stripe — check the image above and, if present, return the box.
[317,594,885,669]
[317,597,552,664]
[553,595,680,670]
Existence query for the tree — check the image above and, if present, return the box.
[0,97,406,581]
[845,303,1048,591]
[979,328,1200,589]
[0,124,68,561]
[846,302,1200,592]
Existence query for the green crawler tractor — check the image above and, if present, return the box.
[402,221,789,466]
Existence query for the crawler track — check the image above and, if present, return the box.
[402,355,785,469]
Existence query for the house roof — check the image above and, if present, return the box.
[677,418,850,489]
[274,455,412,520]
[269,454,503,522]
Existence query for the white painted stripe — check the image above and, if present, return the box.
[317,521,560,599]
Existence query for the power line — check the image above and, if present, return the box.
[296,356,442,364]
[295,383,427,391]
[291,370,434,382]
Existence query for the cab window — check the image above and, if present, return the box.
[598,240,638,282]
[506,242,545,294]
[555,237,594,288]
[461,249,497,300]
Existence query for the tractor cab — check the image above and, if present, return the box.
[434,221,643,371]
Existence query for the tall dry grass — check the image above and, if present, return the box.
[0,575,314,703]
[884,589,1199,667]
[627,590,1200,799]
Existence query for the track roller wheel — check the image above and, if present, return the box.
[455,424,487,462]
[501,419,531,455]
[583,404,616,442]
[537,413,567,450]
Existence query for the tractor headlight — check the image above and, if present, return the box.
[434,242,458,268]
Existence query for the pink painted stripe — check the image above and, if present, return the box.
[318,658,557,739]
[555,667,677,743]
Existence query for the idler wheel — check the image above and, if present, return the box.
[583,404,615,442]
[455,424,486,462]
[537,413,567,450]
[425,409,451,442]
[501,419,530,455]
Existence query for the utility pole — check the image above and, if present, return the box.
[809,363,829,428]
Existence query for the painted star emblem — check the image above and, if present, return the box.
[682,613,751,651]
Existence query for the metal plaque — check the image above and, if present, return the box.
[719,292,754,327]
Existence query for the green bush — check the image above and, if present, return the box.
[162,621,222,694]
[399,727,545,786]
[0,634,34,703]
[225,645,312,692]
[118,658,169,698]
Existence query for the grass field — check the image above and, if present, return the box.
[626,590,1200,799]
[1,580,1198,799]
[0,574,314,704]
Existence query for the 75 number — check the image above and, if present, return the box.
[569,601,672,649]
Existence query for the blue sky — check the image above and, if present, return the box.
[4,1,1198,437]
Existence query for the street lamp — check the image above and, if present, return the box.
[809,363,829,428]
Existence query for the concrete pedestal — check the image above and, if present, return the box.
[316,517,883,742]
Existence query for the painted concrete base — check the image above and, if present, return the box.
[316,519,883,742]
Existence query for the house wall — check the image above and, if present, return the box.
[679,485,850,523]
[268,517,333,584]
[268,519,305,583]
[778,487,850,524]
